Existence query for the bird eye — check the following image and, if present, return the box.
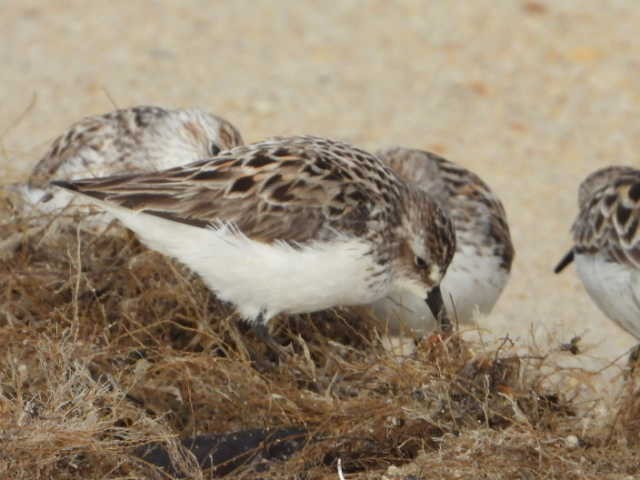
[415,256,427,269]
[210,143,221,156]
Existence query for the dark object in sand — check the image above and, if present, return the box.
[136,426,308,477]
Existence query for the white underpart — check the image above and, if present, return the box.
[371,243,508,333]
[93,201,390,322]
[575,252,640,339]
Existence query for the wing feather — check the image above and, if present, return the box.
[52,136,398,244]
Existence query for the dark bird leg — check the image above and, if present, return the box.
[253,316,273,345]
[251,313,284,367]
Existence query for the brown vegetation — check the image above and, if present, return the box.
[1,196,639,479]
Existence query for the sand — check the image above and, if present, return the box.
[1,0,639,393]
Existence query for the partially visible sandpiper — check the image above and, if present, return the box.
[555,166,640,350]
[19,105,244,216]
[52,135,456,335]
[373,147,514,333]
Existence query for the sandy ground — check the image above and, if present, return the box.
[2,1,639,396]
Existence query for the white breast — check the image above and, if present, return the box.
[371,243,509,333]
[575,252,640,340]
[100,203,391,322]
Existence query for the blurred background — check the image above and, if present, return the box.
[2,0,639,377]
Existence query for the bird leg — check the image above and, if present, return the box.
[250,314,286,367]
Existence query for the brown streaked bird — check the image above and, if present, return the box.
[372,147,514,332]
[555,166,640,344]
[51,136,456,332]
[18,105,244,216]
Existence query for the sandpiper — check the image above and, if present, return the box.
[372,147,514,332]
[52,136,456,334]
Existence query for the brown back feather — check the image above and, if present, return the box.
[573,168,640,268]
[58,136,406,244]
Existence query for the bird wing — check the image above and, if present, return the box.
[52,136,392,244]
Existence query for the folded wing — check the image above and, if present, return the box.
[52,136,387,244]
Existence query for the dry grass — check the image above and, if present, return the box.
[1,194,639,479]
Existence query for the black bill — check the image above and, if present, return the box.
[554,249,574,274]
[425,285,451,333]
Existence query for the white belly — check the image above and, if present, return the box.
[371,244,509,333]
[102,203,391,322]
[575,252,640,340]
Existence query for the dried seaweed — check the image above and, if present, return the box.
[1,198,639,479]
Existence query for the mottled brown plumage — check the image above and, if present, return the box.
[17,106,243,225]
[373,147,514,331]
[29,106,243,189]
[53,136,455,327]
[380,147,514,269]
[556,166,640,341]
[571,167,640,266]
